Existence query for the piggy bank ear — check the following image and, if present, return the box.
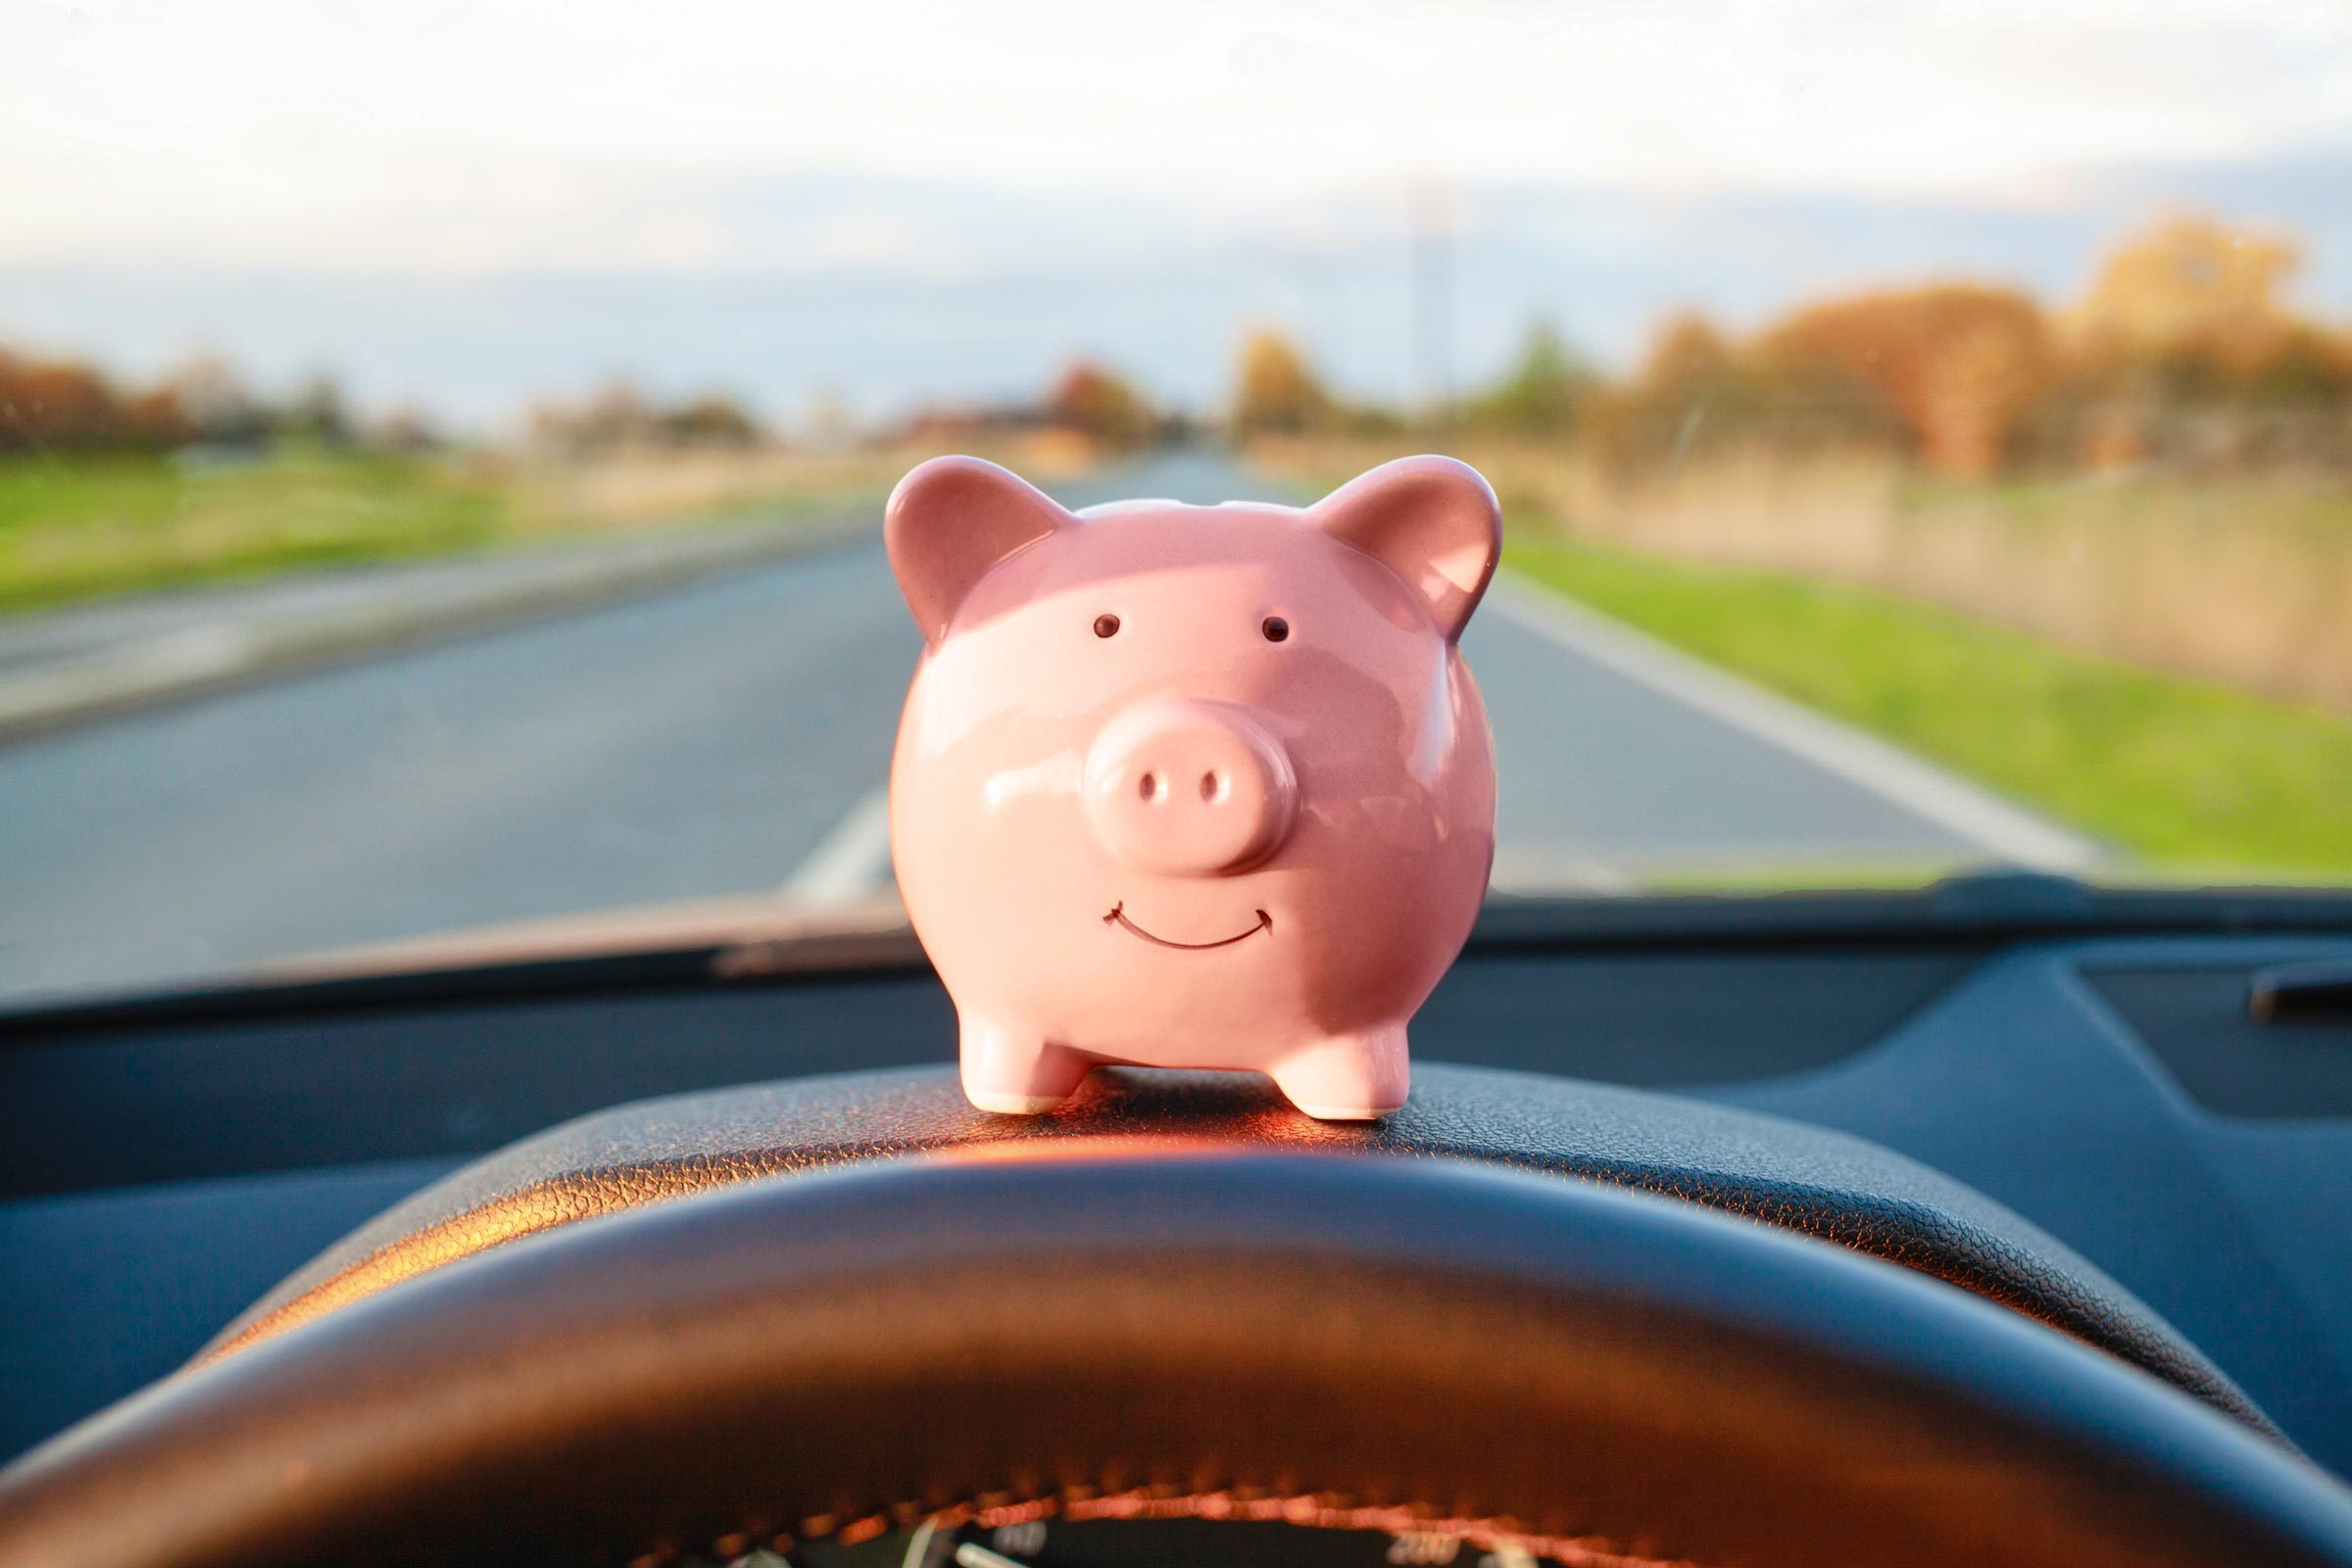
[1309,456,1501,642]
[885,456,1075,644]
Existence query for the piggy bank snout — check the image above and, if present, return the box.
[1083,700,1298,876]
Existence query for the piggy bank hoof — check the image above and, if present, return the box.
[964,1088,1071,1116]
[958,1023,1091,1116]
[1289,1099,1404,1123]
[1271,1028,1409,1122]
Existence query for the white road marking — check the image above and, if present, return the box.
[1488,850,1638,895]
[778,783,893,905]
[954,1544,1029,1568]
[1485,573,2104,873]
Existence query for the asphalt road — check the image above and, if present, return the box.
[0,453,2090,1002]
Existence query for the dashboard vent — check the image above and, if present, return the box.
[2085,963,2352,1119]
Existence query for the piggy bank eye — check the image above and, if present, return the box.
[1261,615,1291,643]
[1093,613,1121,639]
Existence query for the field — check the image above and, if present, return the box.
[1505,531,2352,878]
[0,446,920,615]
[12,438,2350,878]
[1502,450,2352,715]
[1255,437,2352,878]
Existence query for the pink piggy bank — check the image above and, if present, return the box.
[885,455,1500,1120]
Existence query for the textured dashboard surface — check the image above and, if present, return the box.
[8,932,2352,1477]
[1719,935,2352,1479]
[0,944,1973,1198]
[208,1059,2271,1435]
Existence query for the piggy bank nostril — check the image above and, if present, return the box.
[1138,771,1159,803]
[1200,770,1224,804]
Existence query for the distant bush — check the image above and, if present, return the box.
[659,395,762,449]
[1461,320,1602,438]
[1046,360,1156,448]
[1226,329,1416,441]
[0,350,190,454]
[527,380,769,455]
[1231,329,1335,436]
[0,348,395,457]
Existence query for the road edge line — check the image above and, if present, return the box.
[780,785,894,906]
[0,514,873,745]
[1486,572,2104,872]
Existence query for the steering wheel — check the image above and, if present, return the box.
[4,1065,2350,1568]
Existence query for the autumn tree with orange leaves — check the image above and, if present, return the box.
[1573,213,2351,477]
[1048,360,1154,447]
[0,350,189,454]
[1761,285,2053,477]
[2039,217,2352,466]
[1231,329,1334,436]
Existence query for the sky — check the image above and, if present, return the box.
[5,0,2351,429]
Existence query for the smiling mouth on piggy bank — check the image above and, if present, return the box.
[1103,902,1273,951]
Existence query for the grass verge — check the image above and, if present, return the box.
[0,448,900,616]
[1503,529,2352,878]
[0,452,523,612]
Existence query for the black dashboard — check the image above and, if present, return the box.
[4,884,2350,1484]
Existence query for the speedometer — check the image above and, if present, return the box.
[670,1502,1649,1568]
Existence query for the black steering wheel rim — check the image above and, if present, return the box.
[3,1148,2350,1568]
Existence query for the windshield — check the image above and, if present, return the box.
[2,1,2348,1004]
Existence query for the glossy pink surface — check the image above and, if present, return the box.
[885,456,1499,1119]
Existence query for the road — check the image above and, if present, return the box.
[0,453,2090,1002]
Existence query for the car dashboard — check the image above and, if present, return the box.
[3,884,2350,1489]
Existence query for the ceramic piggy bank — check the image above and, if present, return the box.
[885,455,1499,1120]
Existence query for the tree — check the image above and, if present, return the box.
[1465,319,1598,434]
[2035,214,2352,468]
[1580,313,1756,470]
[119,387,192,450]
[0,351,115,450]
[2072,215,2297,383]
[1761,286,2053,475]
[275,373,352,446]
[1641,313,1739,394]
[1231,329,1331,436]
[1047,360,1152,447]
[2063,213,2352,413]
[661,393,761,448]
[0,348,190,453]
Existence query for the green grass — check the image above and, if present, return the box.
[1503,529,2352,878]
[0,451,514,612]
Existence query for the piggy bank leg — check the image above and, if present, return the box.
[960,1018,1092,1115]
[1269,1025,1409,1121]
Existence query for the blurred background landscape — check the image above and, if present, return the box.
[2,0,2349,996]
[10,207,2348,872]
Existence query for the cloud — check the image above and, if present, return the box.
[6,142,2346,431]
[5,2,2345,421]
[7,0,2350,273]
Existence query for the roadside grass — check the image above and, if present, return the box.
[0,447,913,616]
[0,452,516,612]
[1503,529,2352,879]
[1625,859,1984,894]
[1256,435,2352,714]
